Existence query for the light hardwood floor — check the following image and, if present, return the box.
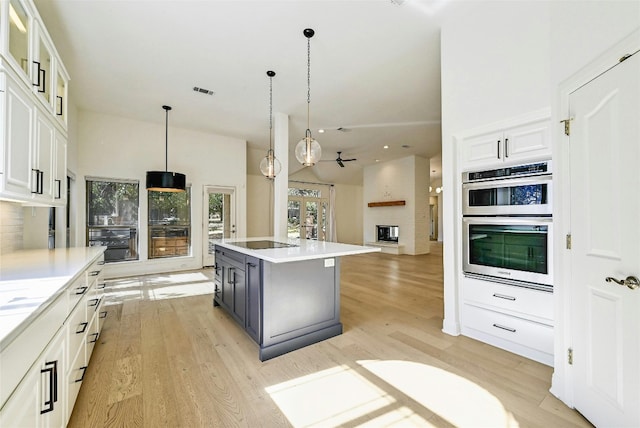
[68,243,592,427]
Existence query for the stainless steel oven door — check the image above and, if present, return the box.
[462,217,553,288]
[462,175,552,216]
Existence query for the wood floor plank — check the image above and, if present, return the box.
[68,243,591,428]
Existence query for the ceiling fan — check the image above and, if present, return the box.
[334,151,357,167]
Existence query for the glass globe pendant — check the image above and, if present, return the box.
[260,70,281,179]
[295,28,321,166]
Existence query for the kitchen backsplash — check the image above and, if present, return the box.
[0,201,24,254]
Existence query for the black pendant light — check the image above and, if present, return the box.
[260,70,282,179]
[146,105,186,192]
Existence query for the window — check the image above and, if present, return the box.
[148,187,191,259]
[86,178,139,262]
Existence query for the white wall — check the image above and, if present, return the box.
[363,155,430,255]
[247,172,274,238]
[76,110,247,278]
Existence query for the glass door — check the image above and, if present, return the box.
[203,186,235,266]
[287,188,328,241]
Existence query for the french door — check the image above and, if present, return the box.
[569,50,639,427]
[202,186,235,266]
[287,195,328,241]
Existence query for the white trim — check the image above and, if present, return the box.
[551,27,640,408]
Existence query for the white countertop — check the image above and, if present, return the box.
[0,247,106,350]
[215,238,380,263]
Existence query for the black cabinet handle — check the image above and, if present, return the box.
[40,360,58,414]
[88,298,99,307]
[97,260,105,265]
[54,179,61,199]
[32,61,41,88]
[39,68,46,94]
[99,310,108,319]
[89,270,101,277]
[39,170,44,194]
[31,169,40,193]
[505,138,509,158]
[497,140,501,159]
[97,282,106,289]
[89,332,100,343]
[56,95,63,116]
[75,366,88,383]
[76,322,88,334]
[74,286,88,295]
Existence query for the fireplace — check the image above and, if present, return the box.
[377,225,399,243]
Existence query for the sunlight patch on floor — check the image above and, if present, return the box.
[105,271,214,303]
[265,365,429,427]
[358,360,520,428]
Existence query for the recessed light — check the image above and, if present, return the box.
[375,159,380,162]
[383,145,389,149]
[318,129,325,133]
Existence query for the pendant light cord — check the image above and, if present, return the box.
[164,107,169,172]
[269,73,273,150]
[307,35,311,132]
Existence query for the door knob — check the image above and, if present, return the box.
[605,276,640,290]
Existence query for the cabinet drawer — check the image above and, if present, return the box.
[67,343,87,412]
[67,275,89,313]
[463,276,553,323]
[463,304,553,355]
[66,294,89,367]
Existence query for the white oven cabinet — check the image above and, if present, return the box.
[0,249,106,426]
[461,117,551,171]
[460,276,554,366]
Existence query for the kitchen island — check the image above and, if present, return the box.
[214,238,379,361]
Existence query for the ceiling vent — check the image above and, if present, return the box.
[193,86,214,95]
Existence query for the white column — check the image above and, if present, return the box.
[273,112,289,240]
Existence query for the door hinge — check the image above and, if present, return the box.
[560,118,573,136]
[566,233,572,249]
[568,348,573,365]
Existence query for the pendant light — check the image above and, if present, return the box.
[295,28,321,166]
[146,105,186,192]
[260,70,282,179]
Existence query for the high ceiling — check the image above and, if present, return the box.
[35,0,447,185]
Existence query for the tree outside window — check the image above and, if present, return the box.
[148,188,191,258]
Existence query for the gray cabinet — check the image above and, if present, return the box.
[213,245,342,361]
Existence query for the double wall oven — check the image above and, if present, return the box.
[462,161,553,290]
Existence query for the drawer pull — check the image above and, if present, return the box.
[492,293,516,301]
[97,282,107,289]
[88,270,101,277]
[40,360,58,414]
[88,298,99,307]
[75,366,88,383]
[74,286,88,295]
[89,332,100,343]
[99,311,108,319]
[492,323,516,333]
[97,260,105,265]
[76,322,88,334]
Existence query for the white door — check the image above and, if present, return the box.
[202,186,235,266]
[569,51,640,427]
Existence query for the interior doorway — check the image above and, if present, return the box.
[203,186,235,266]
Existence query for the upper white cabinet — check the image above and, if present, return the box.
[461,117,551,170]
[0,0,69,205]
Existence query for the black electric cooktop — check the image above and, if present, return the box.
[231,240,298,250]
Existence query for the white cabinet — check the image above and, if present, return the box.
[460,276,554,366]
[0,328,66,428]
[0,251,106,426]
[461,117,551,170]
[1,69,34,197]
[0,0,69,206]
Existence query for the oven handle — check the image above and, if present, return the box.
[463,217,553,226]
[462,174,552,190]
